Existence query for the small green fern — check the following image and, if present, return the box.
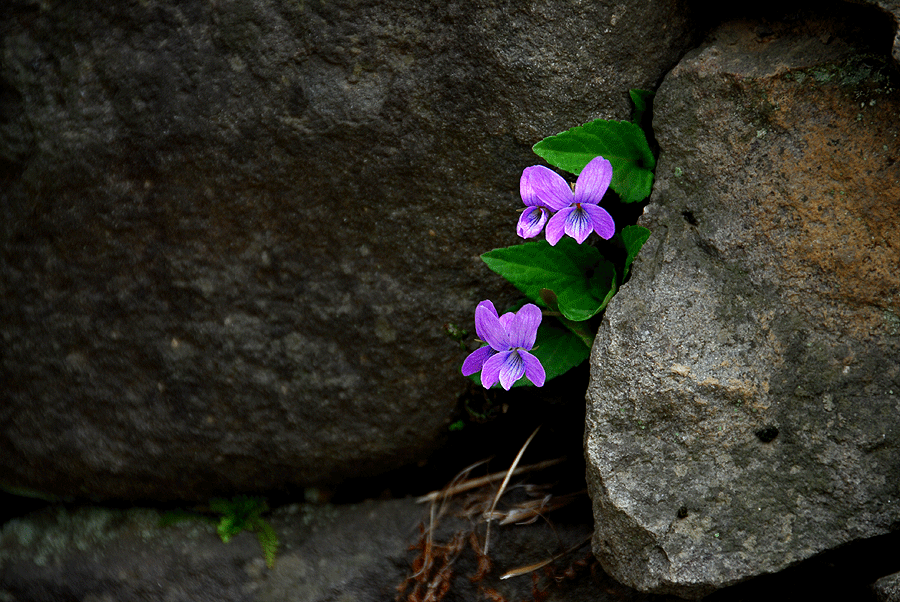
[160,495,279,568]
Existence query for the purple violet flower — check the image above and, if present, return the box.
[518,156,615,245]
[461,300,546,390]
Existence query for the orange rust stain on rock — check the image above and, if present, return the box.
[749,78,899,325]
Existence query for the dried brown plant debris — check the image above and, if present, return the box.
[469,530,492,583]
[499,533,592,580]
[483,426,541,556]
[396,427,594,602]
[479,586,511,602]
[396,525,466,602]
[495,488,585,526]
[515,548,598,602]
[414,458,565,504]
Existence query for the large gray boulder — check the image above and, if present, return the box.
[0,0,698,501]
[584,10,900,600]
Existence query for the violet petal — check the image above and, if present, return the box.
[499,312,516,332]
[522,165,572,211]
[475,301,507,350]
[544,208,572,246]
[461,345,496,376]
[475,299,499,319]
[517,206,549,239]
[520,169,540,207]
[565,205,594,244]
[481,351,508,389]
[582,203,616,240]
[508,303,541,350]
[521,350,546,387]
[497,350,526,390]
[574,156,613,205]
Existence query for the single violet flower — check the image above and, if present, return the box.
[520,156,615,245]
[461,300,546,390]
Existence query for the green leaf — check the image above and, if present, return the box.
[536,288,595,348]
[208,498,231,515]
[165,496,279,569]
[465,317,590,388]
[629,89,654,125]
[251,517,280,569]
[481,238,601,308]
[209,496,268,544]
[556,259,617,322]
[217,514,240,543]
[620,225,651,281]
[529,319,591,381]
[532,119,655,203]
[481,238,617,323]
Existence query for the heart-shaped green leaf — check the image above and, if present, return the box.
[532,119,655,203]
[481,238,601,307]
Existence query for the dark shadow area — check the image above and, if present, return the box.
[0,492,52,526]
[689,0,897,61]
[703,528,900,601]
[328,362,592,505]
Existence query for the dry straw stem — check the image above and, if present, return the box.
[483,425,542,556]
[415,457,565,504]
[499,533,593,580]
[495,489,586,525]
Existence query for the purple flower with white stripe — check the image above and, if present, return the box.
[518,156,615,245]
[461,300,546,390]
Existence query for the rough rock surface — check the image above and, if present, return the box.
[0,0,698,501]
[584,11,900,600]
[875,571,900,602]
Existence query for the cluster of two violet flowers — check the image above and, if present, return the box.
[462,156,616,390]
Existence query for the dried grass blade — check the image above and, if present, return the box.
[497,489,586,525]
[483,425,541,556]
[435,457,493,518]
[499,533,593,580]
[415,457,565,504]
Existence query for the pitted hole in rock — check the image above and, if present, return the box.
[755,425,779,443]
[682,210,698,226]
